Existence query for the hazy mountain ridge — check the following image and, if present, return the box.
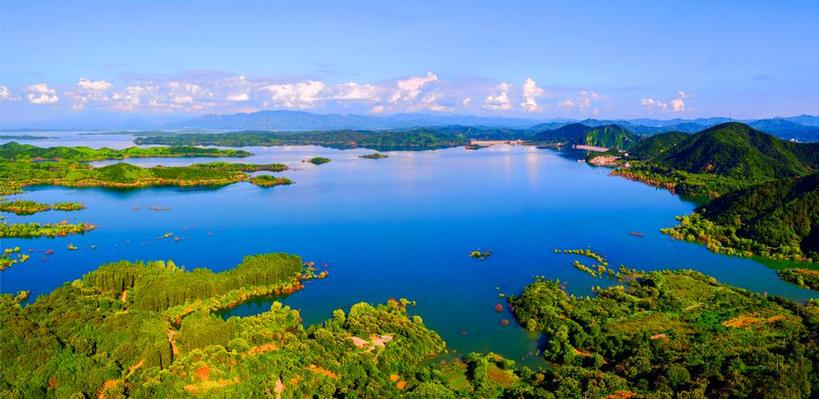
[3,109,818,142]
[172,111,819,141]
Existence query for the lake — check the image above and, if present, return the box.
[1,133,815,363]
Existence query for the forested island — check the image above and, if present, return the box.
[308,157,331,165]
[134,129,474,151]
[0,142,251,161]
[0,200,84,215]
[0,143,292,240]
[359,152,389,159]
[1,253,817,398]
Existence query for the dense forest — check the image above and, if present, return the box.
[2,254,817,398]
[627,131,690,160]
[615,123,819,198]
[607,123,819,271]
[529,123,639,150]
[662,172,819,263]
[0,161,288,195]
[0,142,250,161]
[508,270,819,398]
[135,129,475,151]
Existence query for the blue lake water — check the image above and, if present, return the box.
[1,135,815,363]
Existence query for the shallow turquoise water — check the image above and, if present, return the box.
[1,139,815,363]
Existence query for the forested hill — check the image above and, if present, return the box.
[646,122,818,180]
[529,123,639,150]
[0,142,250,161]
[627,131,690,159]
[698,171,819,260]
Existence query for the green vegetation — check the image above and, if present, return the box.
[135,129,474,151]
[627,131,690,160]
[4,255,818,397]
[360,152,389,159]
[663,173,819,263]
[0,220,96,238]
[613,162,750,200]
[585,148,621,161]
[616,123,819,199]
[469,249,492,260]
[0,254,448,398]
[0,143,291,238]
[508,269,819,398]
[308,156,331,165]
[530,123,639,150]
[0,142,250,161]
[0,200,84,215]
[554,248,614,278]
[779,268,819,290]
[0,247,29,271]
[612,123,819,267]
[649,123,817,179]
[249,175,293,188]
[0,161,288,193]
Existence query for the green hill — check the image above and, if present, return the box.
[531,123,638,150]
[664,172,819,262]
[655,122,816,180]
[628,131,690,159]
[699,172,819,260]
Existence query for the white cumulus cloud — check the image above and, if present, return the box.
[26,83,59,104]
[0,85,20,101]
[520,78,545,112]
[640,97,668,110]
[261,80,326,109]
[110,84,160,111]
[558,91,602,112]
[414,92,453,112]
[333,82,382,101]
[389,72,438,103]
[483,82,513,111]
[640,90,688,113]
[69,78,114,110]
[77,78,112,91]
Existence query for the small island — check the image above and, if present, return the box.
[359,152,389,159]
[469,249,492,260]
[0,200,84,215]
[0,220,96,239]
[0,143,293,239]
[308,156,331,165]
[250,175,294,187]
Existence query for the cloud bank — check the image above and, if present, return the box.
[0,73,694,119]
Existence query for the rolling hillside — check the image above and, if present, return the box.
[688,172,819,261]
[653,122,818,180]
[530,123,638,150]
[628,131,690,159]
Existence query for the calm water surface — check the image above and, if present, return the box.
[1,134,815,363]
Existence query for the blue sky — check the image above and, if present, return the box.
[1,0,818,124]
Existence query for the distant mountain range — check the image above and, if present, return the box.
[3,109,819,142]
[170,111,819,142]
[167,111,551,131]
